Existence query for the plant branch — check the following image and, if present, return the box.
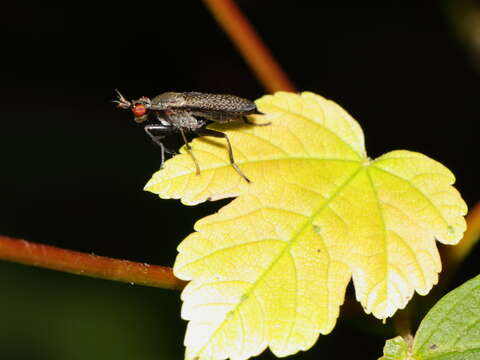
[442,0,480,72]
[0,235,187,290]
[448,200,480,267]
[440,200,480,283]
[202,0,296,93]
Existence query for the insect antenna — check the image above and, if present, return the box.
[113,89,132,109]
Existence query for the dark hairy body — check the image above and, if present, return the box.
[114,91,268,183]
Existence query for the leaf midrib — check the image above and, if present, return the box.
[150,157,362,184]
[193,163,364,358]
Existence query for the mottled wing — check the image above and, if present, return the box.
[183,92,256,114]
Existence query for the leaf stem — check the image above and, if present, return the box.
[202,0,296,93]
[0,235,187,290]
[393,308,413,341]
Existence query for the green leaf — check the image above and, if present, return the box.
[379,336,411,360]
[412,274,480,359]
[380,275,480,360]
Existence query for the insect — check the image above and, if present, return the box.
[114,90,269,183]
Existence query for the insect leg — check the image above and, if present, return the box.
[162,110,204,175]
[144,124,175,169]
[179,128,201,175]
[195,128,251,183]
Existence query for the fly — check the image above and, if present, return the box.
[114,90,269,183]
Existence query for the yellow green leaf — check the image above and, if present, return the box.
[145,92,467,360]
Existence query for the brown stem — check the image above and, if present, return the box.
[448,200,480,268]
[393,308,412,340]
[437,200,480,294]
[203,0,296,93]
[0,235,187,290]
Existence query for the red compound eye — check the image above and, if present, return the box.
[132,104,147,117]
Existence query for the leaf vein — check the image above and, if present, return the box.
[416,284,480,351]
[365,167,389,313]
[194,164,364,356]
[266,103,363,159]
[177,239,286,272]
[388,229,426,288]
[370,166,450,231]
[282,251,299,353]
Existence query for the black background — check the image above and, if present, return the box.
[0,2,477,359]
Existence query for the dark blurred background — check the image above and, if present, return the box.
[0,1,478,359]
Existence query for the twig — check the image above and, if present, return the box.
[0,235,186,290]
[203,0,296,93]
[448,200,480,268]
